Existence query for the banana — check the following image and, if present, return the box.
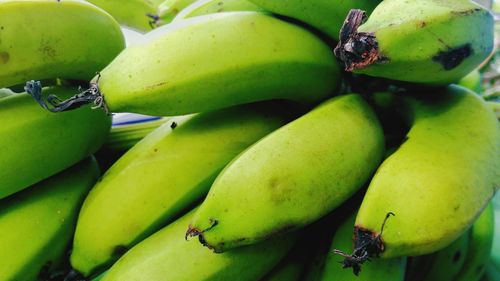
[247,0,381,41]
[156,0,198,24]
[459,69,483,93]
[334,0,494,85]
[187,94,385,253]
[455,202,495,281]
[100,208,298,281]
[172,0,264,22]
[31,12,339,117]
[321,213,406,280]
[351,85,500,262]
[0,87,111,199]
[405,231,469,281]
[86,0,164,32]
[70,102,297,277]
[0,0,125,89]
[260,255,306,281]
[0,157,100,281]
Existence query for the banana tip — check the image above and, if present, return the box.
[334,9,386,72]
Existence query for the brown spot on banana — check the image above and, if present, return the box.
[0,51,9,64]
[432,44,473,70]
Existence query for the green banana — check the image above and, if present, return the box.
[100,208,298,281]
[491,193,500,271]
[34,12,339,117]
[86,0,164,31]
[156,0,198,24]
[0,157,100,281]
[172,0,264,22]
[0,87,111,199]
[321,213,406,280]
[247,0,381,41]
[455,202,495,281]
[260,255,305,281]
[0,0,125,88]
[459,69,483,93]
[405,231,469,281]
[70,102,297,277]
[352,85,500,261]
[187,94,385,252]
[334,0,494,85]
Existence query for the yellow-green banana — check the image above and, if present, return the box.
[459,69,483,93]
[34,12,339,117]
[321,213,406,280]
[101,208,298,281]
[0,0,125,88]
[172,0,264,22]
[455,202,495,281]
[86,0,164,32]
[353,85,500,261]
[405,231,469,281]
[247,0,381,41]
[156,0,198,24]
[0,87,111,199]
[0,157,100,281]
[187,94,385,253]
[70,102,297,277]
[334,0,494,85]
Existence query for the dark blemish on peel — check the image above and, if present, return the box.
[0,51,9,64]
[170,121,177,129]
[432,44,472,70]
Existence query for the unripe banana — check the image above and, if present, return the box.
[248,0,381,41]
[33,12,339,117]
[101,209,298,281]
[321,213,406,280]
[187,94,385,252]
[0,158,99,281]
[353,85,500,260]
[70,102,297,277]
[455,202,495,281]
[405,230,469,281]
[334,0,494,85]
[0,87,111,199]
[86,0,164,32]
[172,0,264,22]
[459,69,483,93]
[0,0,125,88]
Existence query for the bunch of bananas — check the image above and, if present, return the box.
[0,0,499,280]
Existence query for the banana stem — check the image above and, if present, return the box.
[25,79,109,114]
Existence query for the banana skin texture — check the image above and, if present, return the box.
[0,87,111,199]
[455,202,495,281]
[101,208,298,281]
[70,102,297,276]
[86,0,164,32]
[92,12,339,116]
[0,158,100,281]
[247,0,381,41]
[335,0,494,85]
[0,0,125,88]
[187,94,385,253]
[405,229,469,281]
[355,85,500,259]
[172,0,264,22]
[321,213,406,281]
